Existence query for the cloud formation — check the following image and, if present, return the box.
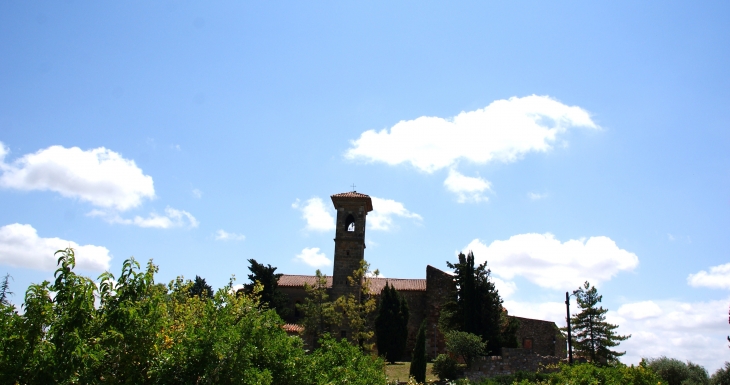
[0,223,111,271]
[369,196,422,231]
[294,247,331,267]
[687,263,730,289]
[464,233,639,290]
[443,169,491,203]
[214,229,246,241]
[0,142,154,211]
[89,207,199,229]
[292,197,336,232]
[346,95,598,173]
[504,297,729,373]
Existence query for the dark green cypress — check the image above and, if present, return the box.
[410,320,427,383]
[375,283,409,363]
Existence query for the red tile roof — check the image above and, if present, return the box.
[331,191,373,212]
[282,323,304,333]
[278,274,426,293]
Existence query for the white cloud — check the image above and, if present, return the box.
[528,192,547,200]
[292,197,335,232]
[214,229,245,241]
[294,247,331,267]
[617,301,663,320]
[0,223,111,271]
[192,188,202,199]
[346,95,598,173]
[88,206,199,229]
[492,276,517,298]
[615,298,730,373]
[504,297,729,373]
[369,196,423,231]
[444,169,491,203]
[688,263,730,290]
[464,233,639,290]
[0,142,154,211]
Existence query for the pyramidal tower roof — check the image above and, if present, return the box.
[330,191,373,212]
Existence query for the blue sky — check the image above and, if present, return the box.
[1,1,729,371]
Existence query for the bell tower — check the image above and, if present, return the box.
[330,191,373,300]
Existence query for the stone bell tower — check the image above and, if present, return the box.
[330,191,373,300]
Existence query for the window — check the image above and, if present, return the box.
[345,214,355,232]
[523,338,533,350]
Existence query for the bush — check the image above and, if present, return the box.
[712,362,730,385]
[445,330,486,369]
[409,321,427,383]
[646,356,709,385]
[433,354,459,381]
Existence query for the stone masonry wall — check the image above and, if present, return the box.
[424,265,456,359]
[512,316,566,358]
[465,348,561,381]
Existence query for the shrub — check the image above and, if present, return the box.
[646,356,709,385]
[445,330,487,369]
[432,354,459,381]
[712,362,730,385]
[409,321,427,383]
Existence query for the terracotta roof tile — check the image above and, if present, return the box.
[278,275,426,293]
[331,191,371,199]
[331,191,374,212]
[282,323,304,333]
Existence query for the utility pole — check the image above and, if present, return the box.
[565,291,573,364]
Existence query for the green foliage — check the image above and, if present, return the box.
[445,330,486,369]
[306,334,386,385]
[433,353,460,381]
[375,283,410,363]
[569,281,630,364]
[409,320,427,383]
[297,269,341,348]
[335,260,378,352]
[474,361,662,385]
[0,273,12,306]
[0,248,387,385]
[646,356,709,385]
[711,362,730,385]
[441,251,512,355]
[188,275,214,298]
[245,258,290,318]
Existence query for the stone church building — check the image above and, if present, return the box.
[279,191,566,359]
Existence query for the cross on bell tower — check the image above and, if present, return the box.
[330,191,373,299]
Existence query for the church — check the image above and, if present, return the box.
[278,190,566,359]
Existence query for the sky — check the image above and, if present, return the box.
[1,0,729,372]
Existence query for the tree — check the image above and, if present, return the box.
[297,269,341,348]
[374,283,409,363]
[189,275,214,298]
[444,330,486,369]
[0,274,12,306]
[245,259,290,318]
[646,356,709,385]
[335,260,378,351]
[409,320,427,383]
[712,362,730,385]
[570,281,630,364]
[440,251,512,355]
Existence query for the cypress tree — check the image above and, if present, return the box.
[375,283,410,363]
[410,320,427,383]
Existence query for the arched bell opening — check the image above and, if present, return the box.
[345,214,356,232]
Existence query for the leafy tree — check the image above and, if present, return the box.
[0,274,12,306]
[712,362,730,385]
[445,330,486,369]
[188,275,214,298]
[245,259,290,318]
[374,283,409,363]
[441,251,513,355]
[297,269,341,348]
[646,356,709,385]
[409,320,427,383]
[335,259,378,351]
[570,281,630,364]
[305,335,386,385]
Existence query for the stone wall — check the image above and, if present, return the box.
[399,290,426,360]
[424,265,457,359]
[464,348,561,381]
[512,316,566,358]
